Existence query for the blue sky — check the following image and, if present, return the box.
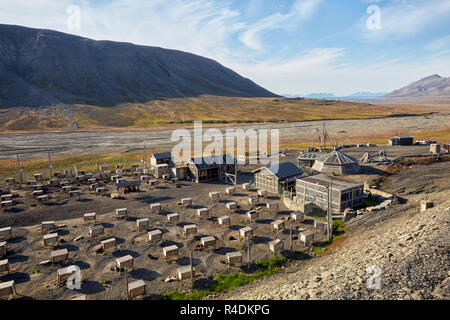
[1,0,449,95]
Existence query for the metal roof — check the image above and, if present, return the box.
[151,152,172,160]
[297,152,324,160]
[297,173,363,190]
[188,154,235,170]
[316,150,358,165]
[260,161,303,180]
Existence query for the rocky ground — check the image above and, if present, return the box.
[212,162,450,300]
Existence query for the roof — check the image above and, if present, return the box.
[297,173,363,190]
[256,161,303,180]
[115,180,141,188]
[316,150,358,165]
[188,154,235,170]
[151,152,172,160]
[297,152,324,160]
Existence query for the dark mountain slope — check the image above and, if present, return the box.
[0,24,276,108]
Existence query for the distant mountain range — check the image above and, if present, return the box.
[281,92,387,99]
[0,24,276,109]
[384,74,450,98]
[283,74,450,100]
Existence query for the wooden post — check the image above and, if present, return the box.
[289,222,293,253]
[16,154,23,185]
[247,239,251,272]
[125,267,129,300]
[190,251,194,290]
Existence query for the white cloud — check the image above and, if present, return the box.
[238,0,322,50]
[227,48,450,96]
[0,0,448,97]
[359,0,450,40]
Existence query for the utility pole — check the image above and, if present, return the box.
[48,152,53,179]
[144,142,147,168]
[327,178,333,241]
[234,156,237,185]
[16,154,23,185]
[289,222,293,254]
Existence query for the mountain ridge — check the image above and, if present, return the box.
[384,74,450,98]
[0,24,277,109]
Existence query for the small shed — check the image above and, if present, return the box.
[128,279,146,299]
[201,236,215,248]
[90,225,105,238]
[167,213,179,223]
[150,203,162,213]
[226,251,242,266]
[84,212,96,222]
[0,227,12,240]
[51,248,69,264]
[148,229,163,242]
[0,280,16,298]
[299,230,314,245]
[136,218,149,230]
[101,238,117,251]
[162,245,179,259]
[239,226,253,240]
[43,233,59,246]
[154,164,170,178]
[115,208,128,219]
[218,216,231,227]
[197,208,209,218]
[116,255,133,270]
[183,224,197,237]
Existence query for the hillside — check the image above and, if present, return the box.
[0,24,275,109]
[385,74,450,98]
[0,95,445,132]
[214,162,450,300]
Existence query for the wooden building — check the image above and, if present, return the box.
[187,154,236,183]
[253,161,303,195]
[388,136,413,146]
[297,152,324,168]
[296,173,364,213]
[150,152,173,167]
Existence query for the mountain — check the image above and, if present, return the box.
[0,24,276,109]
[305,93,336,99]
[384,74,450,98]
[347,91,387,98]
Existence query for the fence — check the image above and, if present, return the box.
[0,151,150,187]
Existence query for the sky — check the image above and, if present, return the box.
[1,0,449,96]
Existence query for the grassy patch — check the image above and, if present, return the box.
[32,268,46,274]
[160,255,287,300]
[101,279,112,286]
[312,219,345,256]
